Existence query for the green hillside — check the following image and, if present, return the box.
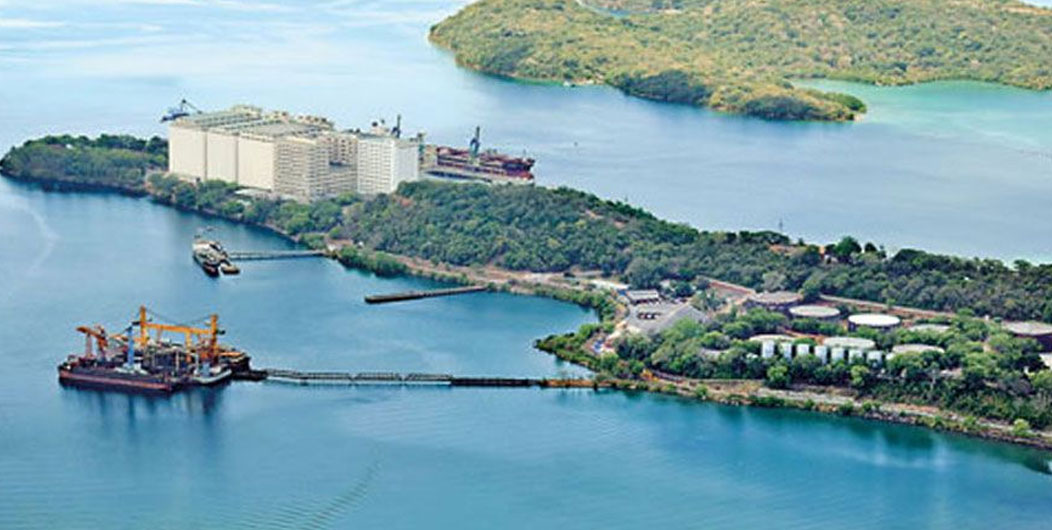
[429,0,1052,120]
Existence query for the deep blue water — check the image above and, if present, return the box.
[1,179,1051,529]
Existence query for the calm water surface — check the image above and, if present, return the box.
[1,177,1051,529]
[2,1,1052,527]
[0,0,1050,260]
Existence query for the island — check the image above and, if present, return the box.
[4,134,1052,449]
[428,0,1052,121]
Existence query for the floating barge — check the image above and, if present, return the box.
[58,306,253,394]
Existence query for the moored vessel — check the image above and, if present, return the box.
[57,306,250,394]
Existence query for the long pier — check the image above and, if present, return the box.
[227,249,325,261]
[260,369,598,388]
[364,285,487,304]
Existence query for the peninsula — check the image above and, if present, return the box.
[4,134,1052,449]
[429,0,1052,121]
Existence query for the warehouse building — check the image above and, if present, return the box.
[168,106,421,201]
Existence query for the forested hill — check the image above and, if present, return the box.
[0,135,166,193]
[429,0,1052,121]
[344,182,1052,322]
[3,136,1052,322]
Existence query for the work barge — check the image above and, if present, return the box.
[58,306,254,393]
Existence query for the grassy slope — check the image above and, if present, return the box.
[429,0,1052,120]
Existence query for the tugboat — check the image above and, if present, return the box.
[193,238,222,277]
[192,232,239,276]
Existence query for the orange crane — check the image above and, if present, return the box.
[75,325,109,359]
[134,306,221,364]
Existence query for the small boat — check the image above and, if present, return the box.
[220,261,240,275]
[192,363,232,386]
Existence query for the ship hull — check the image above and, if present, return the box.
[193,252,221,276]
[58,367,175,393]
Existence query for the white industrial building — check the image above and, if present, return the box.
[167,105,422,201]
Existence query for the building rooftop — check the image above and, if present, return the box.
[624,290,661,304]
[848,313,901,328]
[789,304,840,319]
[748,291,803,306]
[823,336,877,350]
[1004,321,1052,336]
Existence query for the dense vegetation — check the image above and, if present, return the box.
[4,137,1052,322]
[429,0,1052,120]
[0,135,167,193]
[341,182,1052,322]
[603,308,1052,428]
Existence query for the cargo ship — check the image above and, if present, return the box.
[193,236,239,276]
[422,127,535,185]
[58,307,249,394]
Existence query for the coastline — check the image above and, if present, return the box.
[4,172,1050,453]
[428,0,1052,122]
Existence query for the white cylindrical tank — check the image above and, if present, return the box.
[832,347,846,362]
[761,341,775,359]
[814,345,829,364]
[795,343,810,357]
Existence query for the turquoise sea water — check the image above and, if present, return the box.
[0,179,1050,528]
[0,0,1050,261]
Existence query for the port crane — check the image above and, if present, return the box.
[160,99,202,123]
[133,306,223,365]
[75,325,109,360]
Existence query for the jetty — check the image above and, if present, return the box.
[261,369,599,388]
[227,249,325,261]
[364,285,487,304]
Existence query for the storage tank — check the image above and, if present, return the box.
[824,336,877,351]
[831,347,846,363]
[745,291,803,313]
[761,341,775,359]
[795,343,811,357]
[848,313,901,331]
[788,304,841,321]
[814,345,829,364]
[1003,321,1052,351]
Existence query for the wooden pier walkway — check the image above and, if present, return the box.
[260,369,599,388]
[364,285,487,304]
